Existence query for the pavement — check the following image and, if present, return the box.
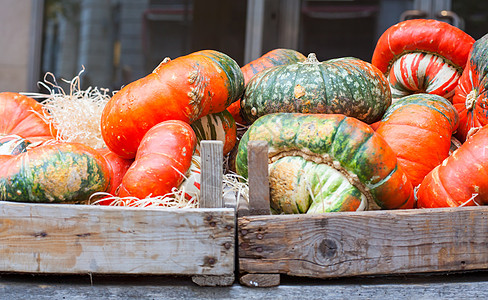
[2,270,488,299]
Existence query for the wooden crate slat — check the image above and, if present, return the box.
[0,201,235,275]
[239,206,488,278]
[201,140,224,209]
[247,141,270,216]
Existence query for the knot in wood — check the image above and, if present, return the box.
[319,239,337,258]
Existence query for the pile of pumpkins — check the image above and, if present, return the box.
[1,19,487,213]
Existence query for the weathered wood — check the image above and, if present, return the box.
[0,201,235,275]
[239,273,280,287]
[247,140,270,216]
[239,206,488,278]
[191,274,235,286]
[237,194,250,218]
[201,140,223,208]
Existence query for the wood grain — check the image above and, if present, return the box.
[0,201,235,276]
[239,206,488,278]
[201,140,223,209]
[239,273,280,287]
[247,140,270,216]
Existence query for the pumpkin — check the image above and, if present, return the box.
[372,19,474,101]
[416,125,488,208]
[117,120,197,199]
[452,33,488,142]
[240,54,391,124]
[0,92,55,140]
[0,141,112,203]
[375,94,459,187]
[96,147,133,201]
[101,50,244,159]
[191,109,236,156]
[227,48,306,124]
[236,113,415,213]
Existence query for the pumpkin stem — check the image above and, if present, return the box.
[465,89,477,111]
[303,53,320,65]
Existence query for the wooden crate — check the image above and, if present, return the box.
[238,141,488,287]
[0,141,236,286]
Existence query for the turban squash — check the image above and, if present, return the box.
[101,50,244,159]
[452,33,488,142]
[417,125,488,208]
[375,93,459,187]
[372,19,474,101]
[240,54,391,125]
[226,48,306,124]
[236,113,415,213]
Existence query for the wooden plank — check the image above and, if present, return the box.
[239,273,280,287]
[200,140,223,208]
[239,206,488,278]
[0,201,235,275]
[191,274,235,287]
[247,141,270,216]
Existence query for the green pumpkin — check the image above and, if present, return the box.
[240,54,391,124]
[0,142,112,203]
[236,113,414,213]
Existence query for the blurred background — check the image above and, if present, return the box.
[1,0,487,93]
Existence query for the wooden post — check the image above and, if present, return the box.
[247,140,270,216]
[239,140,280,287]
[192,140,235,286]
[200,140,223,209]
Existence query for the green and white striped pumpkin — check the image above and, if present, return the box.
[190,110,236,155]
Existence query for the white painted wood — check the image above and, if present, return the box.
[0,201,234,276]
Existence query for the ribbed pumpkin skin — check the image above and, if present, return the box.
[117,120,197,199]
[236,113,414,211]
[372,19,474,74]
[101,50,244,159]
[191,109,236,155]
[387,52,462,100]
[228,49,306,124]
[97,148,133,198]
[241,55,391,124]
[375,94,459,187]
[0,92,55,139]
[452,33,488,142]
[417,125,488,208]
[241,49,307,83]
[372,19,474,101]
[268,156,366,214]
[0,142,111,203]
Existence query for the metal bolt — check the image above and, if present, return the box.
[256,233,263,240]
[241,229,248,236]
[225,225,233,230]
[256,247,263,253]
[224,242,231,249]
[208,257,216,264]
[206,215,212,221]
[209,221,216,227]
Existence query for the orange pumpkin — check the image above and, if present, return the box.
[101,50,244,159]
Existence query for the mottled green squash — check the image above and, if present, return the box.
[236,113,414,212]
[269,156,366,214]
[240,54,391,124]
[0,142,112,203]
